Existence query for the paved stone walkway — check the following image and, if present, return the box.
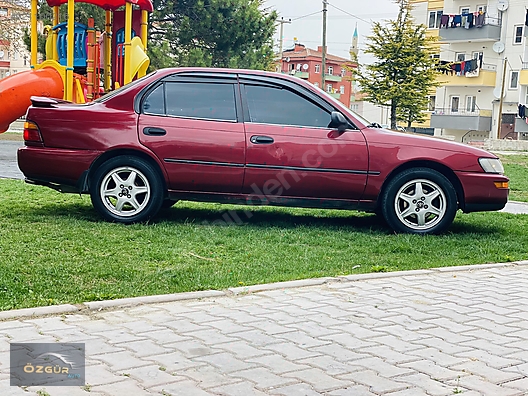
[1,263,528,395]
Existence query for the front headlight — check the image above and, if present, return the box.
[479,158,504,174]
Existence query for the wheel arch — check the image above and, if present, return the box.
[377,160,465,211]
[83,149,168,196]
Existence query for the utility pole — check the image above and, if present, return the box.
[497,57,507,139]
[321,0,328,90]
[277,17,291,72]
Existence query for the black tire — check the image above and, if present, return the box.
[161,199,178,209]
[381,167,458,235]
[90,155,164,223]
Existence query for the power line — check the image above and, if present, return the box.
[326,2,372,25]
[291,10,322,21]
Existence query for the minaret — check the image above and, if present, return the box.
[349,23,358,61]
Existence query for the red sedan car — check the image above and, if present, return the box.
[17,68,509,234]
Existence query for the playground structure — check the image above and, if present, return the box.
[0,0,152,132]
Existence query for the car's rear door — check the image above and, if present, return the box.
[138,72,245,193]
[239,75,368,201]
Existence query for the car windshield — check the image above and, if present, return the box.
[93,71,158,103]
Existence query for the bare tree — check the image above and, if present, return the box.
[0,0,30,56]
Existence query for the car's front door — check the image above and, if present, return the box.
[240,76,368,202]
[138,73,245,193]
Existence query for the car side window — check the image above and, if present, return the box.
[142,84,165,115]
[244,84,331,128]
[164,82,237,121]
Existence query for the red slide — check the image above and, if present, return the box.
[0,67,64,133]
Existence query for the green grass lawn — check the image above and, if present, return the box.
[501,154,528,202]
[1,170,527,310]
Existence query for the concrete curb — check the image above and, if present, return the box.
[228,277,334,296]
[0,304,79,320]
[1,261,527,319]
[83,290,226,310]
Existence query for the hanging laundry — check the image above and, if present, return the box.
[476,12,485,28]
[463,14,469,29]
[470,59,478,72]
[440,14,450,28]
[479,53,483,68]
[519,104,526,119]
[453,14,462,27]
[468,13,474,28]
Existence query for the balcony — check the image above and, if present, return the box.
[431,108,492,131]
[328,92,341,100]
[293,71,309,79]
[520,63,528,85]
[324,74,342,82]
[515,118,528,134]
[438,17,501,43]
[437,63,496,87]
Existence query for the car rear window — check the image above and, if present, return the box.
[160,82,237,122]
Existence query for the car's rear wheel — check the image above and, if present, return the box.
[381,168,458,235]
[161,199,178,209]
[90,156,164,223]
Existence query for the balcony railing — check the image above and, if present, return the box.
[432,107,492,117]
[439,16,501,42]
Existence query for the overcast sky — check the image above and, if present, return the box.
[264,0,400,63]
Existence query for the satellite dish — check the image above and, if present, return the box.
[497,0,509,11]
[493,87,506,99]
[302,64,309,70]
[285,57,290,62]
[0,50,4,58]
[492,41,505,54]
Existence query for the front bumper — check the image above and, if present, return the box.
[455,171,509,213]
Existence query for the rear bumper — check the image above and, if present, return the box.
[17,146,101,192]
[455,171,509,213]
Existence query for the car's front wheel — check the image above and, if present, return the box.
[381,168,458,235]
[90,156,164,223]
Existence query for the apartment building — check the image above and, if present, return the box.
[411,0,528,142]
[0,1,31,80]
[279,43,355,108]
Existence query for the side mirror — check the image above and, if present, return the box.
[330,111,348,132]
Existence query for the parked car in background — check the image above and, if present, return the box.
[18,68,509,234]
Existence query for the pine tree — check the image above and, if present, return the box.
[148,0,277,70]
[351,0,439,129]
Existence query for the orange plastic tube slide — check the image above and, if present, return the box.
[0,67,64,133]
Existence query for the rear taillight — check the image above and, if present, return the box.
[23,121,43,143]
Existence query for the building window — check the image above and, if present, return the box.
[350,104,359,112]
[460,7,470,14]
[477,5,487,13]
[315,64,320,73]
[328,66,333,75]
[289,63,295,71]
[339,86,345,94]
[428,96,436,111]
[514,26,523,44]
[0,8,8,17]
[314,82,319,87]
[450,96,460,113]
[510,71,519,89]
[455,53,466,62]
[465,96,476,112]
[326,84,332,93]
[428,10,442,28]
[340,69,346,77]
